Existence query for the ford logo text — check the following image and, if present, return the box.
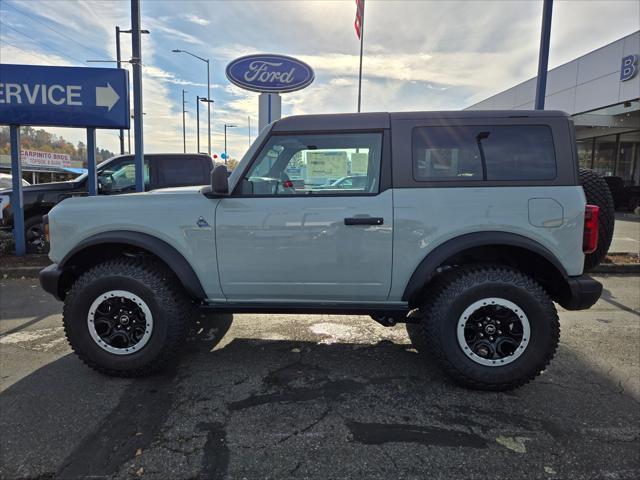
[226,54,315,93]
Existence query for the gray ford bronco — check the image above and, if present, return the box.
[40,111,603,391]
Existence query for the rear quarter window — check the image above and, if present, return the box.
[412,125,557,182]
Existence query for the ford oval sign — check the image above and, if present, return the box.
[225,54,314,93]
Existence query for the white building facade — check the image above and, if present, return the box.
[468,31,640,186]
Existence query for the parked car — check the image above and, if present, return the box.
[317,175,368,190]
[0,153,213,253]
[603,176,640,211]
[40,111,603,391]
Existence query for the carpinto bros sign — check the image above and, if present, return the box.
[225,54,315,93]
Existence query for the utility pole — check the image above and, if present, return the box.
[131,0,144,192]
[196,95,200,153]
[248,116,251,147]
[182,89,188,153]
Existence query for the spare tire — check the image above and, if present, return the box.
[580,169,615,271]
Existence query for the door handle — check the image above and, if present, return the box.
[344,217,384,226]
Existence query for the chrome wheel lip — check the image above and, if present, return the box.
[87,290,153,355]
[457,297,530,367]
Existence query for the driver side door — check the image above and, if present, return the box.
[215,131,393,303]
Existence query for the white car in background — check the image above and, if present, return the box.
[0,173,30,190]
[0,173,30,221]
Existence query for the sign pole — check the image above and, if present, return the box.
[131,0,145,192]
[86,127,98,196]
[9,125,25,256]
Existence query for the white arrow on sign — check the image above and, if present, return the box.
[95,83,120,111]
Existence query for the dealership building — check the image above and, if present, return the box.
[467,30,639,187]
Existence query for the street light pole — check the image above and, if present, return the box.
[182,89,188,153]
[196,95,200,153]
[172,49,211,156]
[224,124,236,165]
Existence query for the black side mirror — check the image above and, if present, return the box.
[211,165,229,194]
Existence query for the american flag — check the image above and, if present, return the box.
[354,0,365,39]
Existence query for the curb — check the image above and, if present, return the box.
[2,266,45,279]
[591,263,640,274]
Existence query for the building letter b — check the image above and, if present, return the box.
[620,55,638,82]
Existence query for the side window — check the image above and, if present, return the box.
[98,159,149,193]
[412,125,557,182]
[240,132,383,196]
[156,157,209,186]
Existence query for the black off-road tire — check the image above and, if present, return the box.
[416,265,560,391]
[63,259,190,377]
[580,169,615,271]
[24,215,49,254]
[405,310,426,353]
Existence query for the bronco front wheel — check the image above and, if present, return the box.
[63,259,189,376]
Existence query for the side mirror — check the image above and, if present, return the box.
[211,165,229,194]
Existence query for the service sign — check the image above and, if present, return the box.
[0,64,130,129]
[226,54,314,93]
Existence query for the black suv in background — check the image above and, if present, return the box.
[0,153,213,253]
[603,176,640,211]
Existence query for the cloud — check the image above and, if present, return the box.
[180,14,210,26]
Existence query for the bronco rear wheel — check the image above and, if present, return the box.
[63,259,189,376]
[418,265,559,391]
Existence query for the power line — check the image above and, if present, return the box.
[0,21,85,64]
[2,1,107,59]
[0,39,58,65]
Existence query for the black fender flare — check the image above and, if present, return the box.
[401,231,569,303]
[60,230,207,300]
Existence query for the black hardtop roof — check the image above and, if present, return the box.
[272,110,569,132]
[107,153,212,161]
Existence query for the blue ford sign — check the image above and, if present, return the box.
[226,54,314,93]
[0,64,130,129]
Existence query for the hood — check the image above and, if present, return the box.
[0,181,78,195]
[149,185,207,194]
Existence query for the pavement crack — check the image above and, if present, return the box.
[277,406,331,445]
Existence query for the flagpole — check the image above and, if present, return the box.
[357,0,365,112]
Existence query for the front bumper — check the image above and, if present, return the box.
[559,274,603,310]
[39,263,66,301]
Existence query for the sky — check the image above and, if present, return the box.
[0,0,639,160]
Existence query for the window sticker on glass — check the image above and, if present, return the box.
[350,152,369,174]
[242,132,382,196]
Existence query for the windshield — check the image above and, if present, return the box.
[72,157,118,184]
[227,124,273,191]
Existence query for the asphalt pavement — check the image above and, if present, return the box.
[0,275,639,479]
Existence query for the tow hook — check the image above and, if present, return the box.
[371,315,397,327]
